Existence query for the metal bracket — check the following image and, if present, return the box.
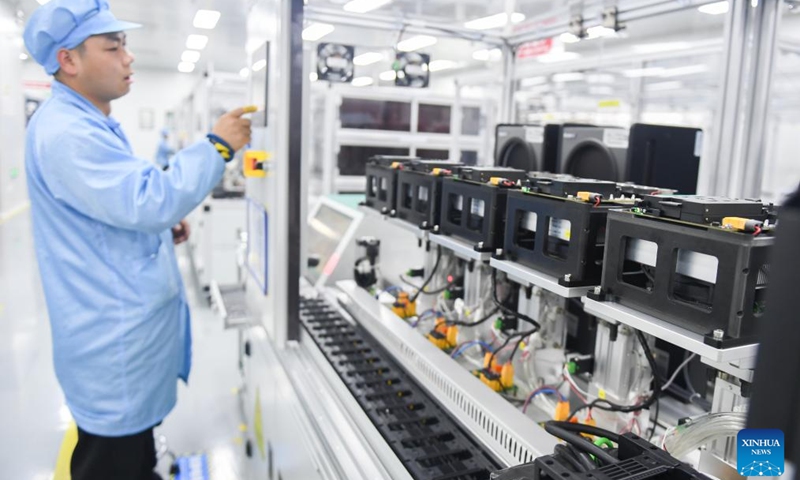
[602,6,623,32]
[569,15,585,38]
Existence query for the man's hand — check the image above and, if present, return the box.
[172,220,191,245]
[211,107,253,153]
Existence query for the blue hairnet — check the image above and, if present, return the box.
[23,0,141,75]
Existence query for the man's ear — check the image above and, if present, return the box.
[55,48,80,77]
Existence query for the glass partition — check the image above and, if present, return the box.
[761,2,800,203]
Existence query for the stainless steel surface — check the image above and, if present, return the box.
[387,216,428,241]
[581,298,759,363]
[429,232,492,263]
[592,323,651,404]
[210,281,255,329]
[490,258,592,298]
[701,357,754,383]
[590,323,653,432]
[710,376,748,466]
[337,280,560,467]
[698,451,740,480]
[709,0,782,198]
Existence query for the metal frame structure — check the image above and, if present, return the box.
[227,1,790,478]
[306,0,783,200]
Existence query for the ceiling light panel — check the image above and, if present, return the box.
[632,42,692,54]
[178,62,195,73]
[352,76,374,87]
[646,81,683,92]
[193,10,221,29]
[623,67,666,78]
[559,32,580,44]
[428,60,458,72]
[302,23,335,41]
[464,12,525,30]
[186,35,209,50]
[343,0,392,13]
[181,50,201,63]
[552,72,585,82]
[537,52,581,63]
[472,48,502,61]
[659,64,710,77]
[586,26,617,38]
[379,70,397,81]
[698,1,730,15]
[353,52,384,66]
[397,35,437,52]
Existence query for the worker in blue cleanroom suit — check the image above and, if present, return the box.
[155,128,175,170]
[23,1,252,479]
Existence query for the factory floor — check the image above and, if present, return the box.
[0,206,246,479]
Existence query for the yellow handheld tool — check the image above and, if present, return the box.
[242,105,259,114]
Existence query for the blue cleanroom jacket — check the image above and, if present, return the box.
[25,80,225,436]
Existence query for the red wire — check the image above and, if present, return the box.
[594,197,602,207]
[753,226,762,236]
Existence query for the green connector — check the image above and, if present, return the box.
[567,361,578,374]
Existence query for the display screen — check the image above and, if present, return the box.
[305,204,356,284]
[417,148,449,160]
[418,104,451,134]
[460,150,478,165]
[340,98,411,131]
[338,146,410,176]
[461,107,481,136]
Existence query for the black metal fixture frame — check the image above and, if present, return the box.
[300,296,500,480]
[502,189,623,287]
[598,210,773,348]
[437,173,525,252]
[395,170,450,229]
[363,156,418,215]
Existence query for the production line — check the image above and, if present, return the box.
[220,117,774,480]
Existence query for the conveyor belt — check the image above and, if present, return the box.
[300,296,501,480]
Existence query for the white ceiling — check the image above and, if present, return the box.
[7,0,250,73]
[6,0,797,84]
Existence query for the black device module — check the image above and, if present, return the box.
[364,156,418,215]
[599,197,776,347]
[637,195,769,224]
[395,160,464,229]
[494,124,545,172]
[495,124,596,173]
[502,177,634,287]
[558,126,630,181]
[617,182,677,197]
[437,167,528,251]
[626,123,702,194]
[558,124,702,192]
[300,296,500,480]
[491,428,712,480]
[748,188,800,464]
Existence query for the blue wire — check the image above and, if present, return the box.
[410,309,440,329]
[451,340,494,359]
[527,388,565,402]
[375,285,402,298]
